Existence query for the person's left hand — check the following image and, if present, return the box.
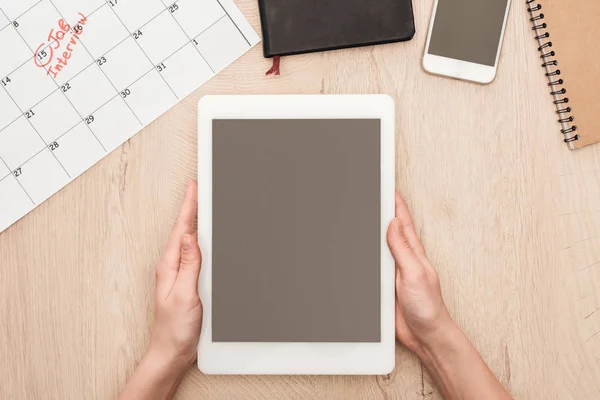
[149,180,203,371]
[118,182,203,400]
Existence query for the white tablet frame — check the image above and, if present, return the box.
[197,95,396,375]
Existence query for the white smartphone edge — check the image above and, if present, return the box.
[422,0,512,84]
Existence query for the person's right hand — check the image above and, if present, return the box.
[386,191,454,355]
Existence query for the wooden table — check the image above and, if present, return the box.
[2,0,600,399]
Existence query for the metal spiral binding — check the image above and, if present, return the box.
[525,0,579,144]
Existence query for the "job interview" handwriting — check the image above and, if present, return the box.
[34,13,88,79]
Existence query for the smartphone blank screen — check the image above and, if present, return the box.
[428,0,509,66]
[211,119,381,343]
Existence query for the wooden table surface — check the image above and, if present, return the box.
[2,0,600,399]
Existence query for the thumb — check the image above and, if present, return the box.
[174,234,202,294]
[387,218,424,280]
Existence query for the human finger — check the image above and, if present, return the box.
[173,233,202,296]
[387,218,425,281]
[164,181,198,265]
[157,181,198,297]
[395,191,426,257]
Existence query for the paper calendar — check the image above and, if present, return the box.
[0,0,259,233]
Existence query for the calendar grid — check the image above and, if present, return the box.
[2,146,48,183]
[2,55,100,140]
[0,16,199,145]
[0,0,250,123]
[3,2,168,112]
[0,9,74,179]
[0,0,255,144]
[51,65,157,144]
[214,0,251,46]
[0,7,108,156]
[0,79,72,179]
[160,0,215,73]
[1,49,102,139]
[0,72,152,186]
[0,0,260,233]
[0,156,12,180]
[0,155,34,204]
[2,40,59,88]
[5,0,107,57]
[1,49,31,79]
[0,0,42,27]
[0,0,252,154]
[192,15,228,46]
[134,0,181,32]
[19,22,145,123]
[48,0,144,126]
[103,1,180,100]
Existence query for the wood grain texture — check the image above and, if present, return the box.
[1,0,600,399]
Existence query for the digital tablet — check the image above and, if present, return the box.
[197,95,395,375]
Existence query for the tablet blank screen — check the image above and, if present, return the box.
[212,119,381,343]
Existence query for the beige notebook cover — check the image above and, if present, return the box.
[527,0,600,149]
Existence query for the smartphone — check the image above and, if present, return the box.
[423,0,511,84]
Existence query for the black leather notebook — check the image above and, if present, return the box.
[258,0,416,57]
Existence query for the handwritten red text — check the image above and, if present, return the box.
[34,13,88,79]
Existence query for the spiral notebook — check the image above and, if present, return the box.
[526,0,600,149]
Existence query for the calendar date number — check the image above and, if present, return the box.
[169,4,179,13]
[49,142,60,151]
[96,56,107,66]
[1,77,11,87]
[13,168,22,177]
[85,115,95,125]
[25,110,35,119]
[36,49,48,61]
[132,30,143,40]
